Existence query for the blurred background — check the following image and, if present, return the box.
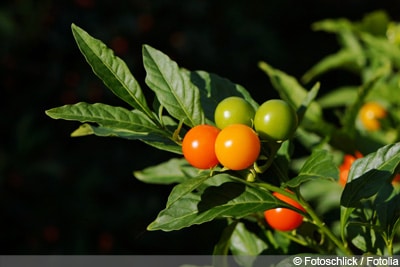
[1,0,399,254]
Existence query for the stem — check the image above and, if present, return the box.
[278,231,309,247]
[172,120,184,142]
[254,141,282,174]
[387,238,393,256]
[296,194,353,255]
[278,231,327,254]
[382,233,394,256]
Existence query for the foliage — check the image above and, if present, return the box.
[46,10,400,260]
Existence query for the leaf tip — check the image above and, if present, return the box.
[257,61,268,70]
[44,108,56,119]
[71,23,80,32]
[146,223,156,231]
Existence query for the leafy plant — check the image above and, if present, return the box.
[46,10,400,261]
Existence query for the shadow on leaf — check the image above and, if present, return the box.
[197,182,245,213]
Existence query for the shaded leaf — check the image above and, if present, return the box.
[230,222,267,256]
[341,142,400,207]
[213,221,239,255]
[147,174,281,231]
[375,185,400,239]
[230,222,267,267]
[340,143,400,243]
[190,70,259,123]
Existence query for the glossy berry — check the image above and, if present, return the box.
[214,96,255,129]
[264,191,305,231]
[214,124,260,170]
[182,125,220,169]
[254,99,298,142]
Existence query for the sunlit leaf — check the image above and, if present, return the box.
[134,158,200,185]
[143,44,204,127]
[71,24,154,120]
[285,149,338,187]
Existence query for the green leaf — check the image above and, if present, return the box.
[213,221,239,255]
[165,175,211,208]
[142,44,204,127]
[361,32,400,69]
[134,158,200,185]
[230,222,267,256]
[347,222,385,255]
[45,102,181,153]
[316,86,358,108]
[285,149,339,188]
[302,50,361,83]
[359,10,390,36]
[147,174,280,231]
[375,185,400,238]
[46,102,162,134]
[71,24,154,120]
[305,18,366,82]
[230,222,267,267]
[72,123,181,154]
[341,142,400,208]
[190,70,259,123]
[340,143,400,244]
[296,82,320,125]
[311,18,354,34]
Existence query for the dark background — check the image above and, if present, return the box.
[1,0,399,254]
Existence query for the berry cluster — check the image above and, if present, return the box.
[182,97,298,171]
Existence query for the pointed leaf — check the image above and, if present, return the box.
[166,175,210,208]
[285,149,338,187]
[71,24,154,119]
[302,50,361,83]
[213,222,239,255]
[230,222,267,256]
[147,174,281,231]
[375,185,400,237]
[45,102,163,134]
[316,86,358,108]
[134,158,199,185]
[341,142,400,208]
[143,44,204,127]
[45,102,182,153]
[230,222,267,267]
[72,123,181,154]
[311,18,354,34]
